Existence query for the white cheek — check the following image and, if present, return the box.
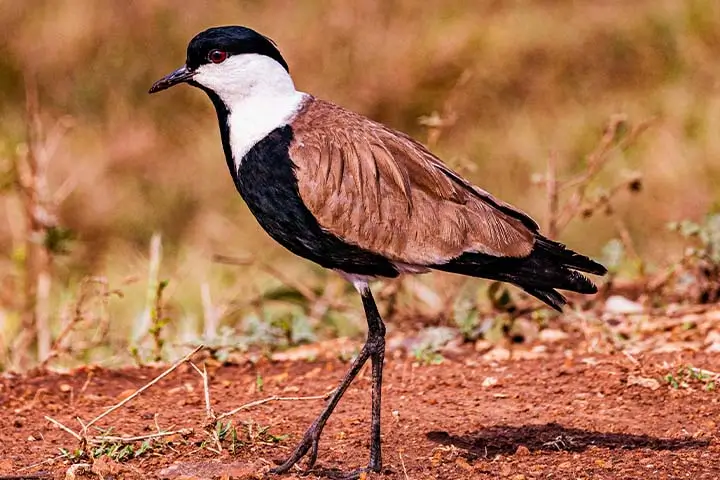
[192,53,307,170]
[193,54,295,104]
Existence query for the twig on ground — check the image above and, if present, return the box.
[89,428,193,445]
[83,345,203,433]
[17,455,60,472]
[44,415,81,441]
[215,389,336,422]
[189,361,222,451]
[46,347,203,456]
[190,362,215,422]
[399,450,409,480]
[622,350,640,367]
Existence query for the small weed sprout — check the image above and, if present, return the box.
[664,365,719,391]
[149,279,171,362]
[666,213,720,303]
[412,346,444,366]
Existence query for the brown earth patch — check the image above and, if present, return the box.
[1,341,718,479]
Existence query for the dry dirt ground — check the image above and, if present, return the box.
[1,338,719,480]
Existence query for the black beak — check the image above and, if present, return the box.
[148,65,195,94]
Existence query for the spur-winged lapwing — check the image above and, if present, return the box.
[150,25,607,477]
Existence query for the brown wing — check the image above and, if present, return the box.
[290,98,537,266]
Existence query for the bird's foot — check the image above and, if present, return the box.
[270,427,382,478]
[269,421,323,475]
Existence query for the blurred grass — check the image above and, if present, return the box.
[1,0,719,368]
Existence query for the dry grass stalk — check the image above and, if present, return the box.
[214,390,336,423]
[213,253,319,304]
[418,69,470,148]
[45,345,203,453]
[539,115,653,238]
[200,282,218,340]
[545,152,560,237]
[188,358,335,452]
[88,428,193,445]
[41,277,117,368]
[212,252,350,324]
[399,450,409,480]
[82,345,203,434]
[10,77,71,369]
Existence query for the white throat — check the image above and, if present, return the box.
[193,54,308,171]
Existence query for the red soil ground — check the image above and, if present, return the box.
[1,339,719,479]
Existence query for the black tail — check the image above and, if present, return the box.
[433,236,607,311]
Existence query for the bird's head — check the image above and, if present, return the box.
[149,26,292,103]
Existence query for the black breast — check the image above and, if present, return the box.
[233,126,399,278]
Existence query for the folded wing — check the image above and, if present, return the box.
[290,99,538,266]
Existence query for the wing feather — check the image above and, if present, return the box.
[290,98,537,265]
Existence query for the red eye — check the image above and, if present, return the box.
[208,49,227,64]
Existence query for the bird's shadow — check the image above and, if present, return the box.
[427,422,710,458]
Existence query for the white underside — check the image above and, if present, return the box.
[337,263,430,293]
[336,271,372,294]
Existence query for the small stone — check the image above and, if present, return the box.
[594,459,612,468]
[539,329,569,343]
[92,456,123,477]
[59,384,72,393]
[515,445,530,456]
[483,347,510,362]
[482,376,498,388]
[455,457,473,471]
[627,374,660,390]
[605,295,644,314]
[64,463,91,480]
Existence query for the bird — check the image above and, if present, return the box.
[149,25,607,478]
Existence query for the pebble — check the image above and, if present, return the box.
[515,445,530,456]
[605,295,644,314]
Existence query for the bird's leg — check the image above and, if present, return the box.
[271,286,386,476]
[364,290,385,473]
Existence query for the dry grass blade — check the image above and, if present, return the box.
[399,450,409,480]
[213,253,318,303]
[41,277,116,368]
[215,389,337,422]
[189,362,215,422]
[89,428,193,445]
[82,345,203,433]
[10,76,72,370]
[538,115,654,238]
[545,151,559,237]
[44,415,81,441]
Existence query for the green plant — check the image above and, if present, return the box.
[666,212,720,303]
[59,447,85,462]
[412,345,444,366]
[149,279,171,362]
[664,365,718,391]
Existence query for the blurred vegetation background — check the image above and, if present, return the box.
[1,0,719,369]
